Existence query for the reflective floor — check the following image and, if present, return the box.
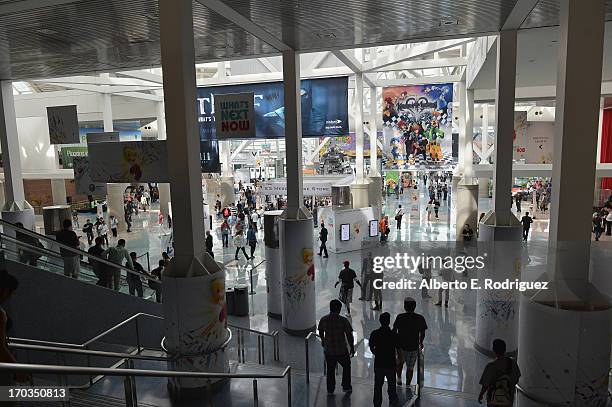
[58,184,610,406]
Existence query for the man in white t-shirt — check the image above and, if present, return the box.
[394,205,405,229]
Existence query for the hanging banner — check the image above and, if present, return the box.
[525,122,554,164]
[513,111,528,161]
[59,146,88,169]
[200,140,220,173]
[87,132,120,143]
[213,92,256,139]
[260,181,332,196]
[73,157,107,195]
[382,84,454,170]
[197,77,349,140]
[47,105,79,144]
[87,141,169,182]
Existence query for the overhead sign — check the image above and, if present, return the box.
[196,76,349,140]
[73,157,107,195]
[59,146,88,169]
[260,181,332,196]
[87,132,119,143]
[213,92,256,139]
[47,105,79,144]
[87,141,169,183]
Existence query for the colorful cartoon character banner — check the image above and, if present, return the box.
[382,84,454,169]
[87,140,169,183]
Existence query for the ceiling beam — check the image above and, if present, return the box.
[363,38,474,72]
[258,57,279,72]
[0,0,78,14]
[116,70,163,84]
[114,92,163,102]
[501,0,540,30]
[307,52,331,70]
[331,50,363,72]
[31,75,160,87]
[231,140,253,159]
[378,57,467,71]
[195,0,292,52]
[374,74,462,87]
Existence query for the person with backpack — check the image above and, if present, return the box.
[478,339,521,406]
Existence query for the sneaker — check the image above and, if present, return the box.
[434,302,442,306]
[397,379,402,386]
[327,391,334,396]
[323,255,329,258]
[342,387,352,393]
[444,302,449,307]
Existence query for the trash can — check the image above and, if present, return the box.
[234,284,249,316]
[226,288,235,316]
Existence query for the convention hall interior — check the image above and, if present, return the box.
[0,0,610,406]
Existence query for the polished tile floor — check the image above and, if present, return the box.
[60,185,610,406]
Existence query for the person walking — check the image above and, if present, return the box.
[372,265,383,311]
[607,211,612,236]
[593,213,604,241]
[334,260,362,316]
[82,219,94,246]
[124,208,133,233]
[426,200,433,222]
[393,297,427,390]
[369,312,399,407]
[478,339,521,407]
[434,199,440,219]
[205,230,214,258]
[318,223,329,257]
[442,184,448,201]
[358,252,374,302]
[220,219,230,248]
[246,222,257,259]
[88,236,109,287]
[103,239,133,291]
[394,205,404,229]
[56,219,81,279]
[233,230,250,261]
[97,220,109,246]
[128,252,148,297]
[521,212,533,241]
[379,216,390,242]
[434,267,453,307]
[72,210,80,229]
[109,215,118,238]
[318,299,355,395]
[515,194,522,213]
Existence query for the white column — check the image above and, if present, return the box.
[463,88,475,180]
[156,101,166,140]
[475,30,522,356]
[0,81,34,229]
[369,86,379,176]
[279,50,315,335]
[481,103,489,163]
[351,73,370,208]
[218,140,234,206]
[455,82,466,177]
[518,2,610,405]
[159,0,228,392]
[102,93,113,132]
[50,179,67,205]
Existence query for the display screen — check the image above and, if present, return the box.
[196,77,349,140]
[369,220,378,237]
[340,224,350,241]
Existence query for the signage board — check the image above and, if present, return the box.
[47,105,79,144]
[73,157,107,195]
[213,92,256,139]
[260,181,332,196]
[87,141,169,183]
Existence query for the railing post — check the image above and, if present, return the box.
[249,267,255,295]
[257,336,262,365]
[261,335,265,365]
[240,331,245,362]
[236,330,242,363]
[146,252,150,272]
[287,367,292,407]
[85,345,93,386]
[135,318,141,354]
[305,337,310,384]
[252,379,258,407]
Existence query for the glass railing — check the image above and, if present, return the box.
[0,219,160,301]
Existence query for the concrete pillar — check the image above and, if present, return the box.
[279,50,315,336]
[219,141,234,205]
[369,85,379,177]
[0,81,34,230]
[51,179,67,205]
[156,101,166,140]
[158,183,171,219]
[351,73,371,208]
[159,0,228,394]
[475,30,522,356]
[518,1,611,405]
[455,184,478,239]
[102,93,113,132]
[478,177,489,198]
[106,183,126,232]
[481,103,489,163]
[456,83,478,239]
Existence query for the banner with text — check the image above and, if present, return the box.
[213,92,256,139]
[260,181,332,196]
[88,141,169,183]
[73,157,107,195]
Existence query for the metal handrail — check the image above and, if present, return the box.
[0,362,292,407]
[228,324,280,364]
[304,332,321,383]
[0,219,156,283]
[160,329,233,359]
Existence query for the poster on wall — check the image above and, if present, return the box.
[197,77,348,140]
[525,122,554,164]
[213,92,256,139]
[87,141,169,183]
[47,105,79,144]
[513,111,528,161]
[73,157,107,195]
[340,224,350,241]
[369,220,378,237]
[382,84,454,169]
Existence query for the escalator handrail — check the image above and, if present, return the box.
[8,342,172,362]
[0,219,158,283]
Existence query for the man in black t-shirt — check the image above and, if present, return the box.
[56,219,80,278]
[128,252,149,297]
[334,261,361,316]
[369,312,399,406]
[393,297,427,389]
[521,212,533,241]
[318,223,329,258]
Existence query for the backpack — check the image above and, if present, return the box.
[488,358,514,406]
